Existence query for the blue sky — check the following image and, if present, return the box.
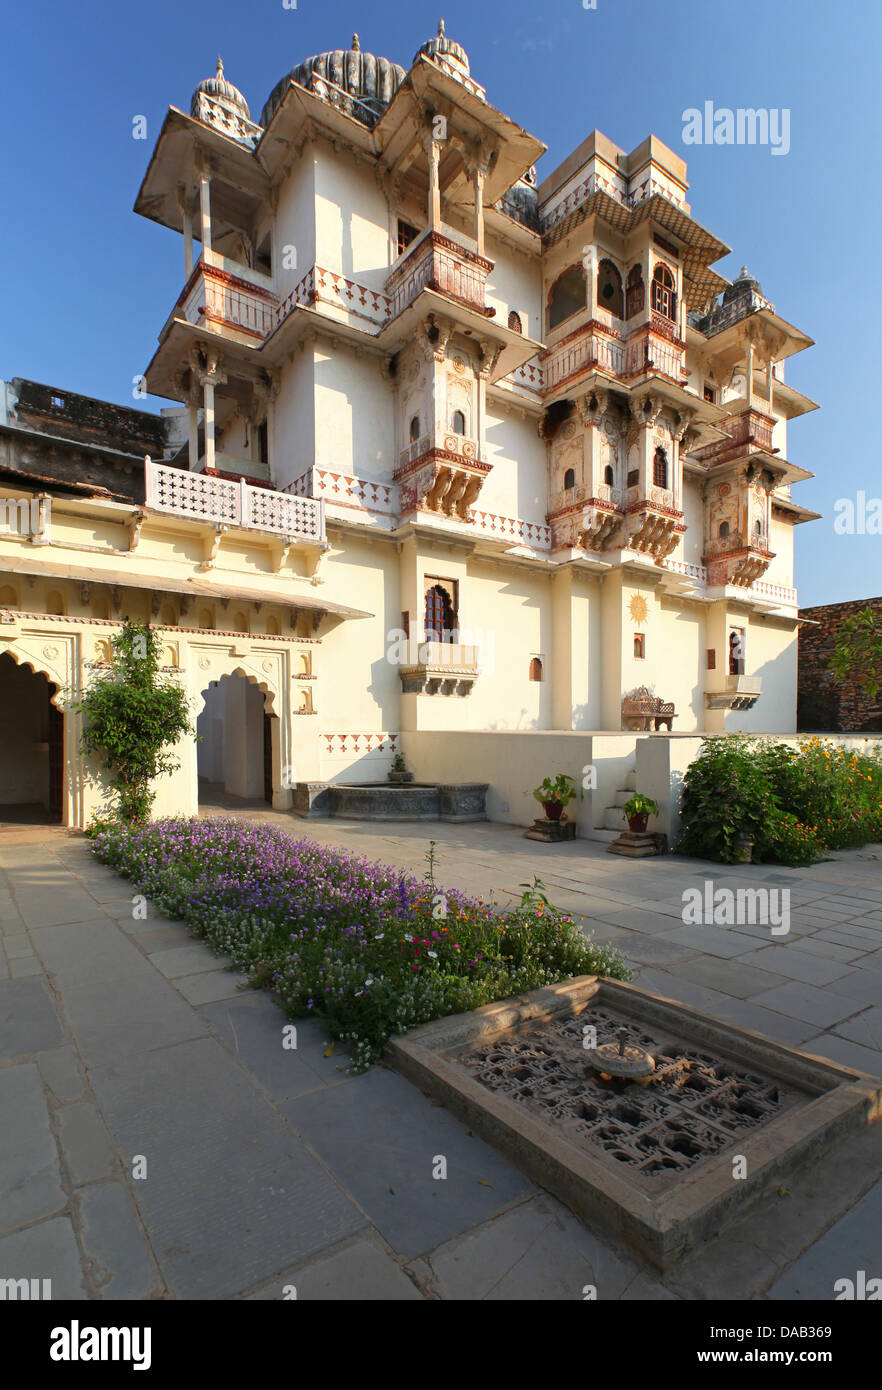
[2,0,880,606]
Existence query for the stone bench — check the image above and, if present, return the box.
[622,687,676,732]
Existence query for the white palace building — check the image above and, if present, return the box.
[0,23,820,836]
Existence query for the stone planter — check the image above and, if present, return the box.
[734,831,755,863]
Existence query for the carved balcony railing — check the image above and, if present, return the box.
[543,324,686,395]
[386,232,494,319]
[145,459,325,542]
[398,429,482,472]
[275,267,391,332]
[175,260,277,339]
[693,409,776,467]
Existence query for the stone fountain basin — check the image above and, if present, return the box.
[328,782,487,823]
[387,977,881,1269]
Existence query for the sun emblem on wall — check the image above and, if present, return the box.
[629,595,648,625]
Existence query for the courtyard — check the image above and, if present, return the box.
[1,805,880,1301]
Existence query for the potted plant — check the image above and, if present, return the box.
[622,792,660,834]
[532,773,580,822]
[388,751,414,784]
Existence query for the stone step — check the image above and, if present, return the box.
[612,789,631,807]
[623,770,637,791]
[604,805,628,831]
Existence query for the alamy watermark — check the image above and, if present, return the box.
[833,492,882,535]
[682,880,790,936]
[0,496,51,538]
[682,102,790,156]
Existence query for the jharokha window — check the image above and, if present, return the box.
[409,415,421,443]
[547,265,586,331]
[653,448,668,489]
[508,310,523,333]
[424,582,458,643]
[397,219,419,257]
[625,265,645,319]
[451,409,466,436]
[651,263,677,322]
[597,259,623,317]
[563,468,576,490]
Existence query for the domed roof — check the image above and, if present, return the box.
[191,56,251,120]
[261,34,405,128]
[415,19,470,74]
[722,265,765,304]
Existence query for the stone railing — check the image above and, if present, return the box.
[662,558,708,583]
[275,267,391,332]
[145,459,325,541]
[290,468,397,516]
[398,430,481,470]
[468,510,552,550]
[749,579,797,605]
[177,260,276,339]
[504,357,545,394]
[543,325,686,394]
[191,92,263,146]
[386,232,493,318]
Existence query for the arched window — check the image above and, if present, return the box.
[651,263,677,321]
[719,521,730,539]
[597,259,623,317]
[508,310,523,333]
[753,518,763,537]
[198,608,215,630]
[451,410,466,436]
[409,415,421,443]
[604,464,615,486]
[563,468,576,491]
[529,657,543,682]
[548,265,586,331]
[0,585,19,608]
[625,265,645,319]
[653,448,668,489]
[233,612,249,634]
[45,590,65,616]
[424,583,456,643]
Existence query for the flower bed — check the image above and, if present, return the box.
[90,818,630,1071]
[677,734,882,867]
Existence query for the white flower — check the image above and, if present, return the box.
[404,933,413,942]
[427,950,438,959]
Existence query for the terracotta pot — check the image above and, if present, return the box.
[542,799,565,822]
[627,813,649,834]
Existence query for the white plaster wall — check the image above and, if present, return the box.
[484,240,543,340]
[273,352,316,492]
[317,532,400,733]
[275,155,316,302]
[461,559,553,730]
[315,148,391,290]
[314,343,395,479]
[731,617,797,733]
[481,409,548,525]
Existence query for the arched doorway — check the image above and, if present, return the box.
[196,671,276,807]
[0,652,64,823]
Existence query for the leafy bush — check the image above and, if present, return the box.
[678,734,882,866]
[75,621,195,823]
[90,818,630,1071]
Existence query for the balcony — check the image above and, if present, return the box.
[543,323,686,395]
[706,674,763,712]
[693,409,776,467]
[399,639,479,697]
[386,232,494,319]
[704,533,774,587]
[172,258,277,341]
[145,459,325,542]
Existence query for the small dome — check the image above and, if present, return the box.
[262,36,405,128]
[415,19,470,75]
[722,265,764,304]
[191,56,251,120]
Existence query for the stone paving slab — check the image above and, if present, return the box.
[0,976,63,1057]
[281,1066,534,1260]
[57,1100,118,1186]
[0,1217,87,1300]
[77,1182,164,1301]
[766,1178,882,1299]
[200,993,350,1103]
[247,1237,424,1301]
[747,980,862,1030]
[88,1035,368,1299]
[0,1063,66,1232]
